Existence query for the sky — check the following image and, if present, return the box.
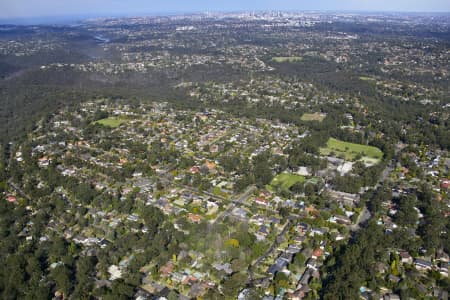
[1,0,450,21]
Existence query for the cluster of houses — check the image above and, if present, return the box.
[186,75,350,111]
[5,98,448,300]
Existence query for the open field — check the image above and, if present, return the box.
[271,173,305,190]
[359,76,376,81]
[94,117,127,128]
[271,56,303,63]
[320,138,383,161]
[301,112,327,122]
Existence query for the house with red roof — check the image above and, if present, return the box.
[6,195,17,203]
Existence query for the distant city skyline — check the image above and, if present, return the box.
[1,0,450,23]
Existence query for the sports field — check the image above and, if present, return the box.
[301,112,327,122]
[272,56,303,63]
[359,76,376,81]
[94,117,127,128]
[271,173,305,190]
[320,138,383,161]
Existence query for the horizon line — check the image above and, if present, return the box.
[1,9,449,26]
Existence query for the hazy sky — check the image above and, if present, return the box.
[1,0,450,20]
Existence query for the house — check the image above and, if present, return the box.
[327,190,360,207]
[297,223,310,232]
[182,275,199,286]
[159,261,174,277]
[192,198,203,206]
[334,215,352,225]
[285,289,307,300]
[268,257,289,275]
[190,166,201,174]
[297,167,311,176]
[399,251,413,264]
[312,249,323,259]
[6,195,17,203]
[280,252,294,264]
[333,232,345,241]
[256,225,269,240]
[187,213,202,223]
[360,291,370,300]
[232,207,248,219]
[414,258,432,270]
[135,289,152,300]
[206,201,219,214]
[438,262,448,277]
[270,217,281,226]
[108,265,122,280]
[127,214,139,222]
[388,274,401,284]
[293,236,306,244]
[259,190,273,198]
[306,258,318,270]
[374,262,387,274]
[212,263,233,275]
[38,156,51,167]
[238,289,253,300]
[254,197,270,207]
[171,272,186,283]
[310,227,327,236]
[286,245,302,254]
[440,179,450,190]
[209,145,219,153]
[173,199,186,207]
[305,205,319,216]
[204,160,216,171]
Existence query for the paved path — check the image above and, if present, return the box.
[7,179,32,201]
[213,185,256,224]
[349,206,371,231]
[352,159,395,231]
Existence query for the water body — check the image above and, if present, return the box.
[94,35,110,43]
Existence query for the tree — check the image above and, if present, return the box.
[274,272,289,295]
[231,258,247,273]
[251,241,266,259]
[167,290,179,300]
[291,182,304,194]
[74,182,96,204]
[51,264,73,297]
[253,152,274,187]
[394,195,418,227]
[321,222,385,299]
[293,253,306,268]
[73,256,96,298]
[104,280,135,300]
[279,207,290,220]
[141,206,164,236]
[222,272,247,298]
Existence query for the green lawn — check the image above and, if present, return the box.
[320,138,383,161]
[301,112,327,122]
[212,186,229,198]
[271,173,305,190]
[272,56,303,63]
[94,117,127,128]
